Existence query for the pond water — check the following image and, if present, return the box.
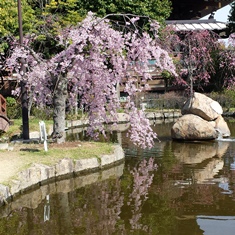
[1,119,235,234]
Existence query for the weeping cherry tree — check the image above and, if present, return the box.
[219,33,235,88]
[7,12,176,148]
[177,30,218,95]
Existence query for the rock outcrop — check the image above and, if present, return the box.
[171,92,230,140]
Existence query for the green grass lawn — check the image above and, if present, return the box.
[1,117,115,166]
[2,118,53,140]
[0,141,115,185]
[5,141,114,165]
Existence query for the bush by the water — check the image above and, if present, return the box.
[143,91,186,110]
[207,89,235,112]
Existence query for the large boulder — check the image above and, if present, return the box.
[214,115,231,138]
[171,114,218,140]
[182,92,223,121]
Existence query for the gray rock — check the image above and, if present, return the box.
[0,143,8,150]
[55,159,74,177]
[182,92,223,121]
[32,163,56,182]
[214,115,231,138]
[0,184,10,206]
[74,158,99,172]
[100,145,124,167]
[171,114,218,140]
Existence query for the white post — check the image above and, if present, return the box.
[39,121,48,151]
[44,195,50,222]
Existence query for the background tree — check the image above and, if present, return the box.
[218,33,235,88]
[171,30,219,95]
[156,27,220,94]
[27,0,84,57]
[1,0,173,60]
[0,0,36,38]
[75,0,172,24]
[29,0,172,57]
[31,0,83,26]
[7,13,176,148]
[227,1,235,34]
[0,0,37,52]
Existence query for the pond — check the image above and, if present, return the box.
[1,119,235,234]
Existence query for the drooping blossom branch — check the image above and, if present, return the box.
[7,12,176,148]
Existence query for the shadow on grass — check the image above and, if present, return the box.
[20,148,40,152]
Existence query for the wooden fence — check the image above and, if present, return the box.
[0,95,9,132]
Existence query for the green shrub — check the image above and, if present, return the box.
[207,89,235,111]
[6,97,21,119]
[31,105,53,120]
[144,92,186,110]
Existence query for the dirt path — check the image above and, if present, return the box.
[0,143,49,184]
[0,140,90,184]
[0,153,24,183]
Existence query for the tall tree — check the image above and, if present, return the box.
[68,0,171,23]
[7,13,176,148]
[0,0,36,38]
[0,0,37,53]
[1,0,172,57]
[228,1,235,34]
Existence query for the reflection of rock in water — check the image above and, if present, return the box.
[193,158,224,183]
[172,141,229,184]
[216,141,230,157]
[172,141,229,164]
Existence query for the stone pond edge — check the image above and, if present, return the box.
[0,110,181,205]
[0,144,124,207]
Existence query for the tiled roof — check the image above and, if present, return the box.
[165,19,227,31]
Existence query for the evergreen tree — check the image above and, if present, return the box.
[227,1,235,34]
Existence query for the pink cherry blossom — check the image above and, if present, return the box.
[7,12,176,148]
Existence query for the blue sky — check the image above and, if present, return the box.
[201,4,232,44]
[201,4,232,22]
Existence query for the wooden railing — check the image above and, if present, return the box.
[0,94,6,116]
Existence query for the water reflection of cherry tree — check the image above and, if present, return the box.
[69,157,158,234]
[127,157,158,233]
[70,178,124,235]
[0,158,158,234]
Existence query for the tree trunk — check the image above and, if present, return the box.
[57,192,73,234]
[52,75,67,143]
[28,86,35,117]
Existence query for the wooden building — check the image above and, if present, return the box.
[169,0,233,20]
[0,94,10,132]
[120,1,233,93]
[0,0,233,96]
